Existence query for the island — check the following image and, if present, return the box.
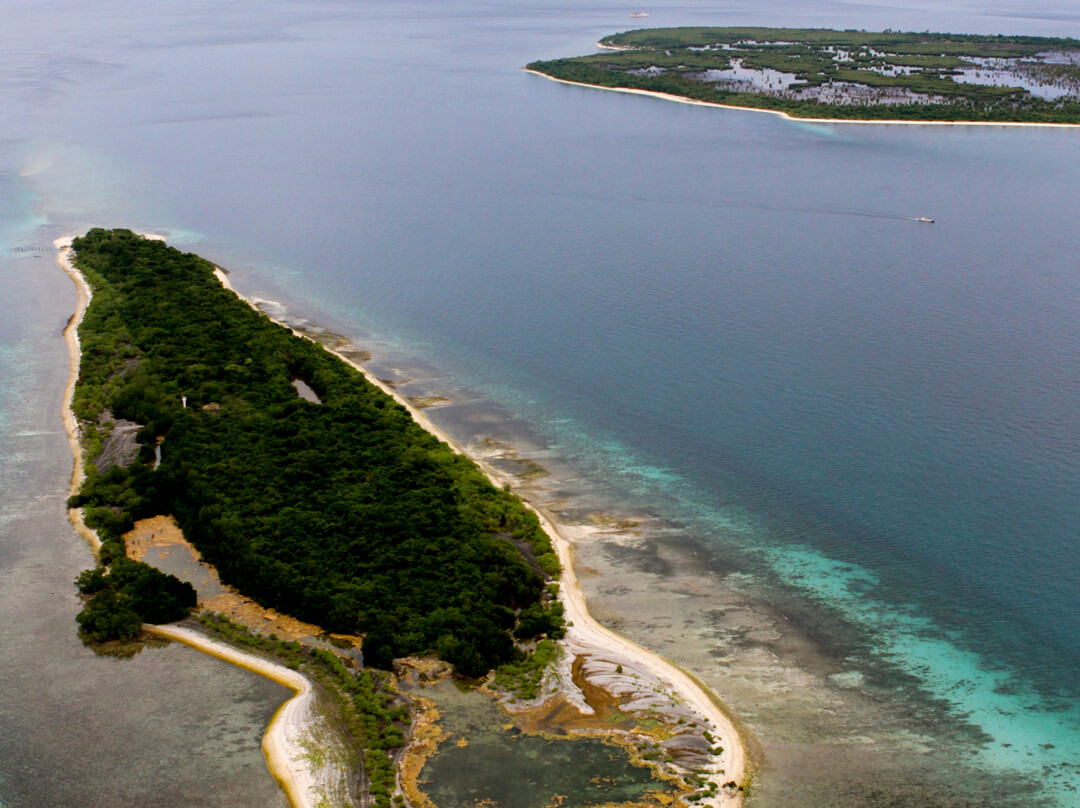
[58,229,750,808]
[526,27,1080,124]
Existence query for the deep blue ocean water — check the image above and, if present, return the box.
[2,0,1078,805]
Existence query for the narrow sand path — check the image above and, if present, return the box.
[145,624,342,808]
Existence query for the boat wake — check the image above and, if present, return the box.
[545,188,932,225]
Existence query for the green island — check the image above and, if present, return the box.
[62,229,744,808]
[527,27,1080,123]
[67,227,565,677]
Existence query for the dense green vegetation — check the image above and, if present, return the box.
[528,27,1080,123]
[602,27,1080,55]
[68,228,564,676]
[75,558,196,641]
[492,638,559,700]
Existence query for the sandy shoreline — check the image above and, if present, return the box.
[57,236,328,808]
[550,518,746,804]
[60,233,749,807]
[145,624,341,808]
[55,237,100,552]
[524,68,1080,129]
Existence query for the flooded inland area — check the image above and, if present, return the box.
[407,678,676,808]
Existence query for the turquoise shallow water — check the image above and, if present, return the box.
[2,0,1080,805]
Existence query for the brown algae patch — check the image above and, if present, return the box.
[507,655,718,795]
[408,396,452,409]
[476,438,551,481]
[406,649,730,808]
[584,513,643,534]
[410,671,686,808]
[396,658,455,808]
[512,656,638,734]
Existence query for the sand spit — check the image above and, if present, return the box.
[147,624,352,808]
[550,521,745,806]
[524,67,1080,128]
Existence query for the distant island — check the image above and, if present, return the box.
[527,27,1080,123]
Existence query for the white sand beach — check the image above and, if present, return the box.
[146,624,350,808]
[56,237,100,552]
[525,68,1080,129]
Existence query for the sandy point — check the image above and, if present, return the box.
[145,624,338,808]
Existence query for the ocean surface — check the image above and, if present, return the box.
[1,0,1078,806]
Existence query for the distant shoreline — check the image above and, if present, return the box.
[524,68,1080,129]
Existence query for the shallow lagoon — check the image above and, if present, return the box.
[415,681,672,808]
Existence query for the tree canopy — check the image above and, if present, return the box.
[69,228,562,675]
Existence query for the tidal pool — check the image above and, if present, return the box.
[414,680,676,808]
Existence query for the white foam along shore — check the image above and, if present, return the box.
[60,233,748,806]
[525,66,1080,129]
[213,273,750,803]
[56,235,330,808]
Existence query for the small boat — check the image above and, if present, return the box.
[917,217,934,223]
[630,11,650,17]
